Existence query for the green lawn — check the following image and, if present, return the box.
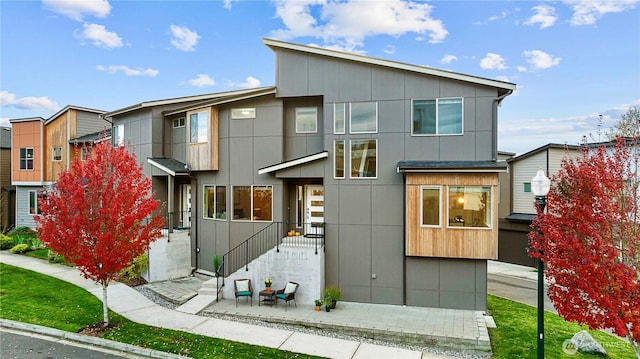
[488,295,635,358]
[0,263,321,359]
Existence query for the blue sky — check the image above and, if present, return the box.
[1,0,638,154]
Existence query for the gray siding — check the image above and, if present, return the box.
[75,110,108,137]
[14,185,43,229]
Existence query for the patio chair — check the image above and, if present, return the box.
[234,279,253,307]
[275,281,299,311]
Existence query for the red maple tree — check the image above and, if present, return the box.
[36,139,165,326]
[529,139,640,356]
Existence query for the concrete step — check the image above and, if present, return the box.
[175,294,217,314]
[198,278,222,297]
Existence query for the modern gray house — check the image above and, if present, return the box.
[104,38,516,310]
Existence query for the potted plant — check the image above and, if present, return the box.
[265,278,272,292]
[324,297,331,312]
[314,299,323,311]
[323,285,342,309]
[212,255,220,276]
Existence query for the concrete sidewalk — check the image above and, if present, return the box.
[487,260,537,281]
[0,252,482,359]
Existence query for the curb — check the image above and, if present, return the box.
[0,319,190,359]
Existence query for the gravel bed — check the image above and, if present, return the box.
[134,286,490,359]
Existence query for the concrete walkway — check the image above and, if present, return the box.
[0,252,484,359]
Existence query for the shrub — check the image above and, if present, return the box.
[47,249,65,263]
[1,234,15,250]
[119,253,149,279]
[8,226,37,237]
[10,244,30,254]
[323,285,342,301]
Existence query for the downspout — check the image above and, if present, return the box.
[492,90,513,161]
[402,171,407,306]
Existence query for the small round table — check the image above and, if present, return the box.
[259,289,276,306]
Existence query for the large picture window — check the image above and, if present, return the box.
[190,110,208,143]
[448,186,491,228]
[204,185,227,220]
[296,107,317,133]
[232,185,272,222]
[334,140,345,179]
[350,139,377,178]
[19,148,34,170]
[350,102,377,133]
[413,98,463,135]
[421,186,441,227]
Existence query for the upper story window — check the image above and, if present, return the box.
[114,124,125,147]
[81,147,91,161]
[296,107,318,133]
[52,147,62,162]
[172,118,185,128]
[334,103,345,134]
[523,182,532,193]
[421,186,442,227]
[412,98,463,135]
[19,148,34,170]
[190,110,208,143]
[350,139,377,178]
[448,186,491,228]
[204,185,227,220]
[350,102,377,133]
[231,108,256,119]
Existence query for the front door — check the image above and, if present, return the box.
[179,184,191,228]
[305,185,324,236]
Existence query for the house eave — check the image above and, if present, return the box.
[258,151,329,175]
[163,87,277,116]
[397,160,508,173]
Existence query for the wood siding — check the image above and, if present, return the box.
[406,173,499,259]
[187,106,218,171]
[44,112,68,182]
[11,121,43,183]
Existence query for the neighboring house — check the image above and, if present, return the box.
[9,106,108,229]
[1,126,14,231]
[106,38,516,311]
[498,144,579,266]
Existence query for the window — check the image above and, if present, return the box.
[231,108,256,119]
[19,148,34,170]
[350,102,377,133]
[334,103,345,134]
[350,139,377,178]
[190,110,208,143]
[81,147,91,161]
[448,186,491,228]
[523,182,531,193]
[52,147,62,162]
[334,140,345,179]
[412,98,463,135]
[296,107,317,133]
[204,185,227,220]
[172,118,185,128]
[28,190,41,215]
[114,124,125,147]
[232,185,272,222]
[421,186,441,227]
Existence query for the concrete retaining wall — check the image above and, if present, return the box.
[145,230,192,282]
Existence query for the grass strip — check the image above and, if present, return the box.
[488,295,634,358]
[0,263,321,359]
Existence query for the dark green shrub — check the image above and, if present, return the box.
[8,226,37,237]
[1,234,15,250]
[47,249,65,263]
[10,244,30,254]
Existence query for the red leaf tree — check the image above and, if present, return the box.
[529,139,640,356]
[36,140,165,326]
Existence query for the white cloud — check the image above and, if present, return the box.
[0,118,10,127]
[170,25,200,52]
[0,91,59,112]
[188,74,215,87]
[227,76,261,89]
[524,5,557,29]
[43,0,111,21]
[271,0,448,53]
[383,45,396,55]
[517,66,527,72]
[563,0,638,26]
[441,54,457,64]
[75,23,123,48]
[480,53,508,70]
[523,50,561,69]
[474,10,509,25]
[223,0,236,9]
[97,65,159,77]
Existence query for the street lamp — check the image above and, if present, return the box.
[531,169,551,359]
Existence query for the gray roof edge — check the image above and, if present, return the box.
[163,86,278,116]
[263,38,516,91]
[397,160,508,172]
[508,143,581,163]
[46,105,107,124]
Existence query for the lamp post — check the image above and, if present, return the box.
[531,169,551,359]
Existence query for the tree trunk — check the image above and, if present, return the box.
[101,280,109,326]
